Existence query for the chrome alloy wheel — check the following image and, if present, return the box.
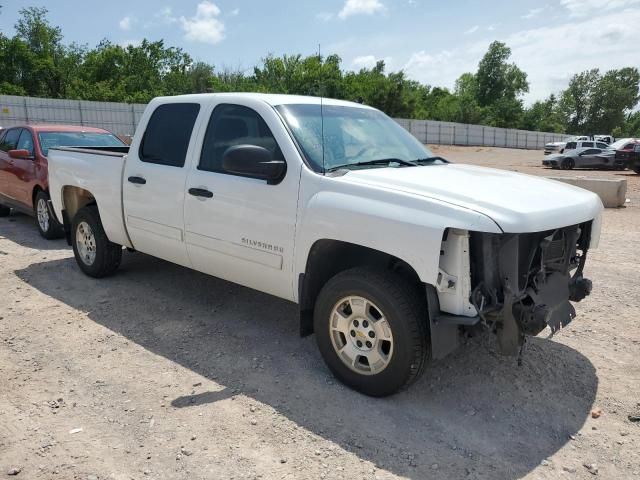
[76,221,97,266]
[37,198,50,232]
[329,296,394,375]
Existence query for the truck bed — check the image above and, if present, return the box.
[48,146,132,248]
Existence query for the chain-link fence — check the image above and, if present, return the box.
[0,94,567,149]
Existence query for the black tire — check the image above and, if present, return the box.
[560,158,574,170]
[633,166,640,175]
[314,267,429,397]
[71,206,122,278]
[566,158,575,170]
[0,204,10,217]
[34,190,64,239]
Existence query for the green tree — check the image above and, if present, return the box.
[520,94,565,133]
[559,68,639,134]
[474,41,529,127]
[475,41,529,106]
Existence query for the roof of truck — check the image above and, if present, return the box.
[153,92,375,109]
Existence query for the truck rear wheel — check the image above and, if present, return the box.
[0,204,10,217]
[313,267,429,397]
[71,206,122,278]
[35,190,64,239]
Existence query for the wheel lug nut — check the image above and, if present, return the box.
[350,330,356,337]
[368,331,375,338]
[353,320,359,327]
[362,320,369,328]
[366,341,372,348]
[356,340,363,348]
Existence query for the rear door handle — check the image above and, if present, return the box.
[188,187,213,198]
[128,176,146,185]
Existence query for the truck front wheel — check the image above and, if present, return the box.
[314,267,429,397]
[71,206,122,278]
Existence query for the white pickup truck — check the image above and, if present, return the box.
[48,93,603,396]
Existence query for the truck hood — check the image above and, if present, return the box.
[341,164,603,233]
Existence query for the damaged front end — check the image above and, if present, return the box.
[469,222,593,356]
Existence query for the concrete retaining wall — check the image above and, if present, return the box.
[546,176,628,208]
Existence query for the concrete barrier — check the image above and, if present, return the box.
[546,176,627,208]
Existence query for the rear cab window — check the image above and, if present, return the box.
[565,142,577,150]
[140,103,200,167]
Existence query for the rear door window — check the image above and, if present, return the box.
[596,142,608,149]
[140,103,200,167]
[581,142,594,148]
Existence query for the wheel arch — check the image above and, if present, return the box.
[31,184,45,209]
[60,186,97,245]
[297,239,425,337]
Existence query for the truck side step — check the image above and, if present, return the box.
[434,314,480,326]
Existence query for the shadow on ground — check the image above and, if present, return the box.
[15,250,598,479]
[0,212,67,251]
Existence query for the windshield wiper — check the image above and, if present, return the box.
[414,156,449,164]
[326,158,417,172]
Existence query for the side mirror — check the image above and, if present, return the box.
[8,149,33,160]
[222,145,286,185]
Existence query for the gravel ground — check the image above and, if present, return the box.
[1,146,639,480]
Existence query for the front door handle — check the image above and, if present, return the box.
[128,176,146,185]
[188,187,213,198]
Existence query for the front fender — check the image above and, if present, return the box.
[294,188,502,289]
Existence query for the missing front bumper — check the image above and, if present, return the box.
[469,223,593,356]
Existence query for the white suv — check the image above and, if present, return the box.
[563,140,610,153]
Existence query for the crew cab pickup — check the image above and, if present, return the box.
[48,93,603,396]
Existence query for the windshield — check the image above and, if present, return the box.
[275,104,440,172]
[38,131,125,156]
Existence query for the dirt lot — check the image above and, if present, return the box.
[1,146,639,480]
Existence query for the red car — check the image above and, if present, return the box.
[0,125,126,238]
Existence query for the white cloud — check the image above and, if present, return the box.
[464,25,479,35]
[339,0,386,19]
[316,12,334,21]
[180,1,225,45]
[521,7,544,19]
[119,16,133,31]
[560,0,640,15]
[352,55,378,68]
[229,8,240,16]
[143,7,178,28]
[403,8,640,103]
[487,24,497,31]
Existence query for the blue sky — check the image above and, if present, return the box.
[1,0,639,103]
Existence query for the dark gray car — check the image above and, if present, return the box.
[542,147,625,170]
